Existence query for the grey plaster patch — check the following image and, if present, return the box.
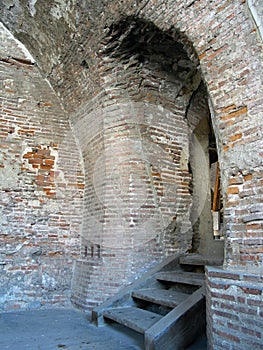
[50,0,76,24]
[223,141,263,171]
[0,22,35,62]
[27,0,38,16]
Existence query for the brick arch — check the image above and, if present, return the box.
[1,1,262,322]
[1,3,262,348]
[89,3,263,267]
[96,14,224,251]
[133,2,263,269]
[70,14,229,309]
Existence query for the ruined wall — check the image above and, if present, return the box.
[206,266,263,349]
[0,24,84,310]
[71,19,210,308]
[203,2,263,347]
[135,0,263,271]
[69,1,262,312]
[1,0,260,272]
[0,1,263,348]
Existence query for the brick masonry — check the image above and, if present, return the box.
[69,18,216,308]
[0,1,262,348]
[0,24,84,310]
[206,266,263,349]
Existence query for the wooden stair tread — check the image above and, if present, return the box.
[156,271,204,286]
[103,307,162,334]
[179,254,223,266]
[145,286,206,349]
[132,288,188,308]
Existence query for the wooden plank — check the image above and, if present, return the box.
[103,307,162,334]
[156,271,204,286]
[145,286,206,350]
[132,288,188,308]
[92,253,180,326]
[212,161,220,212]
[179,254,223,266]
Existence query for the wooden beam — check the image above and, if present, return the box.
[212,162,220,212]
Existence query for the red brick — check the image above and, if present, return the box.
[214,329,240,343]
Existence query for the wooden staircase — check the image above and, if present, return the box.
[92,254,222,349]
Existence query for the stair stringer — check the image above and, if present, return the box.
[92,253,181,326]
[145,286,206,350]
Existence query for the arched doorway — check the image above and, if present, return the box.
[72,17,224,308]
[188,87,224,260]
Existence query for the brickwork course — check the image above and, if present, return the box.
[0,1,262,349]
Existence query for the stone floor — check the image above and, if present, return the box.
[0,308,207,349]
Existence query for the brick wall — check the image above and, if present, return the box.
[68,1,262,311]
[69,18,214,308]
[0,24,84,310]
[206,266,263,349]
[0,1,263,348]
[21,0,260,271]
[138,0,263,270]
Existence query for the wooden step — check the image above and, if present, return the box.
[132,288,188,308]
[103,307,162,334]
[145,286,206,350]
[156,271,204,286]
[179,254,223,266]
